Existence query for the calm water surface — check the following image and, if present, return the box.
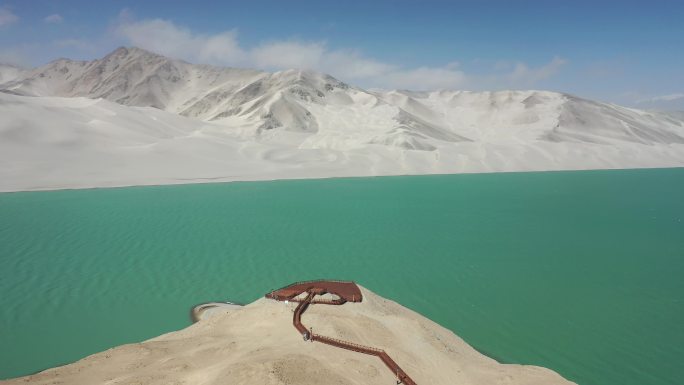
[1,168,683,384]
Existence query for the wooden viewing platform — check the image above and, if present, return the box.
[265,280,417,385]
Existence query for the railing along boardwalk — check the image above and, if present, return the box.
[266,280,417,385]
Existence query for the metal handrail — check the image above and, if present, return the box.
[267,281,417,385]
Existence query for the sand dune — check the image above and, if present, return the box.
[2,286,575,385]
[1,91,683,192]
[1,47,684,193]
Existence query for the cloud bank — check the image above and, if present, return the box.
[114,14,565,91]
[44,14,64,24]
[639,93,684,103]
[0,6,18,27]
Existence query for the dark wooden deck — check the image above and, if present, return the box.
[266,280,417,385]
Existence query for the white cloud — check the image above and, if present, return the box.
[251,41,324,69]
[44,14,63,24]
[197,31,245,65]
[113,15,564,91]
[54,38,97,53]
[0,6,18,27]
[320,50,395,80]
[472,57,568,90]
[632,93,684,110]
[378,66,467,90]
[0,45,31,66]
[116,18,245,66]
[639,93,684,103]
[507,56,566,85]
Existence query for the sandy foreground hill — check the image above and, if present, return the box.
[3,286,575,385]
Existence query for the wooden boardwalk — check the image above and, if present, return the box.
[266,280,417,385]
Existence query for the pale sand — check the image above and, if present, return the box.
[1,91,684,193]
[3,286,576,385]
[191,302,243,323]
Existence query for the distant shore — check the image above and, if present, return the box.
[2,165,683,194]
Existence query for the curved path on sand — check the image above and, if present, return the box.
[266,280,417,385]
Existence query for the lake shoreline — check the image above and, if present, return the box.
[2,286,577,385]
[2,168,682,384]
[2,165,682,194]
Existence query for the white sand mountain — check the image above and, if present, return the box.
[0,64,26,84]
[1,286,576,385]
[1,47,683,192]
[1,47,264,114]
[2,47,464,148]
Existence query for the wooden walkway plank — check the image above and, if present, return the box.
[266,280,417,385]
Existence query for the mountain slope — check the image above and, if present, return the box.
[1,47,683,191]
[3,47,464,150]
[2,47,264,111]
[2,91,683,192]
[7,47,682,151]
[0,64,27,85]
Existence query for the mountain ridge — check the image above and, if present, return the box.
[6,46,684,151]
[1,47,683,192]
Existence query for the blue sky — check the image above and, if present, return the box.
[0,0,682,107]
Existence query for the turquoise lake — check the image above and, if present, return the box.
[1,168,683,384]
